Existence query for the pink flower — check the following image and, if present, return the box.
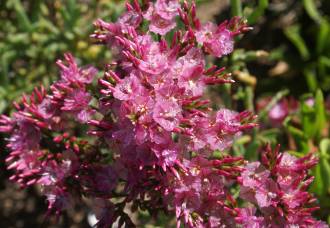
[177,65,205,96]
[144,0,179,35]
[195,22,218,44]
[195,22,234,57]
[268,101,289,125]
[238,146,323,227]
[118,10,143,28]
[216,109,241,133]
[56,53,97,84]
[155,0,180,20]
[149,13,177,35]
[152,143,178,170]
[240,162,270,188]
[81,165,118,196]
[153,100,182,131]
[112,74,146,100]
[139,42,169,74]
[305,97,315,107]
[8,120,41,151]
[62,90,94,123]
[139,51,169,74]
[264,97,298,126]
[236,207,264,228]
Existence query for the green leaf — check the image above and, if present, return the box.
[319,157,330,195]
[303,0,322,23]
[0,50,16,87]
[284,25,310,60]
[311,162,325,195]
[317,19,330,54]
[245,129,259,161]
[317,56,330,90]
[8,0,33,32]
[287,150,306,158]
[300,90,326,142]
[0,99,6,114]
[320,138,330,158]
[301,99,315,138]
[314,89,326,141]
[30,0,43,22]
[319,56,330,68]
[284,117,309,153]
[303,67,318,92]
[316,139,330,195]
[257,128,280,144]
[247,0,269,24]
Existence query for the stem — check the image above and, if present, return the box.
[245,86,254,112]
[230,0,242,17]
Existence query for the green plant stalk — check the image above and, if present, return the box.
[223,83,232,109]
[230,0,242,17]
[245,86,254,112]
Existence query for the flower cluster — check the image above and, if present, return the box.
[0,54,100,216]
[257,96,298,127]
[0,0,326,227]
[237,145,326,227]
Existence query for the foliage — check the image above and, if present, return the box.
[0,0,124,113]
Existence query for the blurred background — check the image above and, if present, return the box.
[0,0,330,227]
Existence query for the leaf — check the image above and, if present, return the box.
[303,67,318,92]
[247,0,269,25]
[300,99,315,139]
[284,25,310,60]
[310,162,325,195]
[245,129,259,161]
[30,0,43,22]
[319,56,330,68]
[317,139,330,195]
[303,0,322,23]
[8,0,33,32]
[257,128,280,144]
[317,19,330,54]
[235,135,252,145]
[314,89,326,141]
[284,117,309,153]
[0,50,16,87]
[320,138,330,158]
[0,86,7,114]
[318,56,330,90]
[319,156,330,195]
[0,100,6,114]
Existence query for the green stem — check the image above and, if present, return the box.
[245,86,254,112]
[230,0,242,17]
